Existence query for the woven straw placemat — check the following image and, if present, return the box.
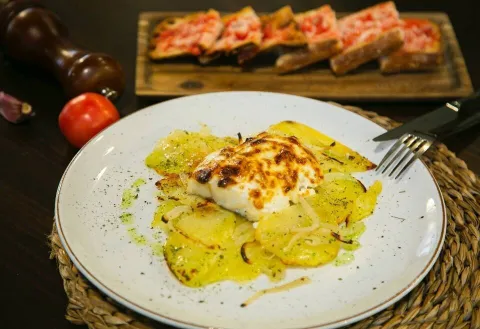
[49,104,480,329]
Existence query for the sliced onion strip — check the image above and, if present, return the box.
[163,205,192,222]
[240,276,311,307]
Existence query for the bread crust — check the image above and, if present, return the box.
[379,52,443,73]
[236,6,308,64]
[379,20,443,73]
[260,6,307,52]
[275,5,342,73]
[276,39,342,73]
[330,27,404,75]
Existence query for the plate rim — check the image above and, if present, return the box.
[55,91,447,329]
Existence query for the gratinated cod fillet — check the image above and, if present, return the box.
[187,132,323,221]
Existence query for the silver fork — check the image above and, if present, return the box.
[376,132,436,179]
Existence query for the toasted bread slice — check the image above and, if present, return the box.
[330,1,404,75]
[260,6,308,52]
[149,10,223,60]
[379,18,443,73]
[276,5,342,73]
[237,6,307,63]
[199,6,262,64]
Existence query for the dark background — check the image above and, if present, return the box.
[1,0,478,328]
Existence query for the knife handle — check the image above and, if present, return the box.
[432,90,480,140]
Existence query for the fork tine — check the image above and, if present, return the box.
[380,135,417,174]
[388,137,425,178]
[394,140,433,179]
[376,134,412,171]
[381,142,409,174]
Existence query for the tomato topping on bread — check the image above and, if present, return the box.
[200,7,262,64]
[149,10,223,59]
[330,1,404,75]
[379,18,443,73]
[237,6,308,63]
[276,5,342,73]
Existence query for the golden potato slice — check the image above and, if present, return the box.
[165,232,265,287]
[314,174,367,224]
[267,121,376,173]
[164,231,221,287]
[202,220,273,283]
[155,174,203,206]
[255,199,341,267]
[256,174,369,266]
[173,204,237,249]
[146,129,237,175]
[152,199,183,232]
[241,241,286,282]
[231,217,256,246]
[350,181,382,222]
[212,242,266,284]
[155,174,186,199]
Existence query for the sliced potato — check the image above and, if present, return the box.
[173,204,237,249]
[165,232,263,287]
[156,174,203,206]
[212,242,265,284]
[205,220,273,283]
[256,174,370,266]
[267,121,376,173]
[146,129,236,175]
[314,174,367,224]
[164,218,285,287]
[156,174,186,199]
[350,181,382,222]
[164,231,220,287]
[255,198,341,267]
[231,216,256,246]
[152,199,183,232]
[241,241,286,282]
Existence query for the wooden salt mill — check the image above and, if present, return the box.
[0,0,125,100]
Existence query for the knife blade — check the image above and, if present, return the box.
[373,91,480,142]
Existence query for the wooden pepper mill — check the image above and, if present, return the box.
[0,0,125,100]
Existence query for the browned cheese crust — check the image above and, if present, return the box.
[191,132,323,208]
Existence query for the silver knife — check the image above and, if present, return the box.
[373,90,480,142]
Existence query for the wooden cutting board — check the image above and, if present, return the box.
[136,12,473,101]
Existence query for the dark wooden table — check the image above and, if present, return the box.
[1,0,478,328]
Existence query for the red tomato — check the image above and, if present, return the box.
[59,93,120,148]
[235,30,248,40]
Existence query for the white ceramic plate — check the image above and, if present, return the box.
[55,92,446,329]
